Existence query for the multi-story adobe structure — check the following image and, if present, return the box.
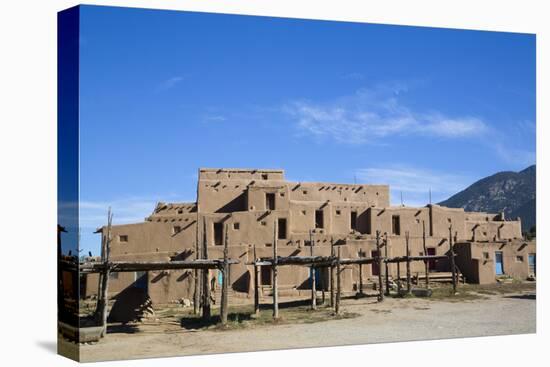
[87,168,536,307]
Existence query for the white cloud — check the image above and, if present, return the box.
[155,75,186,92]
[284,86,488,145]
[78,195,194,231]
[355,165,472,206]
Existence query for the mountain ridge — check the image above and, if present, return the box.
[439,165,535,233]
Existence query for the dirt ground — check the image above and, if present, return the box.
[72,283,536,362]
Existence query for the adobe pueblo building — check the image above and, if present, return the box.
[89,168,536,306]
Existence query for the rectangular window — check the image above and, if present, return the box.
[392,215,401,235]
[315,210,324,229]
[233,222,240,230]
[261,266,272,285]
[173,226,181,234]
[262,173,268,180]
[214,222,223,246]
[266,193,276,210]
[119,235,128,242]
[483,252,490,259]
[278,218,287,239]
[516,256,524,262]
[336,209,341,216]
[351,211,357,231]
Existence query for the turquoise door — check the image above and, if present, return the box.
[528,254,536,275]
[495,251,504,275]
[218,270,223,285]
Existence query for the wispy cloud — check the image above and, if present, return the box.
[202,115,226,123]
[155,75,186,92]
[355,165,472,206]
[77,195,194,230]
[283,86,488,145]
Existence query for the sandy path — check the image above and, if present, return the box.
[77,292,535,362]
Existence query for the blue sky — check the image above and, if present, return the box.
[77,5,535,256]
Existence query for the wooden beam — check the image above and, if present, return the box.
[376,231,384,301]
[80,259,239,273]
[99,208,112,337]
[384,233,390,296]
[220,224,229,325]
[194,212,201,315]
[330,238,335,308]
[422,220,429,288]
[253,245,260,316]
[449,225,457,294]
[272,219,279,319]
[202,220,211,320]
[335,245,341,315]
[310,230,317,310]
[406,231,411,294]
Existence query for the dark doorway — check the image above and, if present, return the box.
[371,250,380,276]
[315,210,324,229]
[529,253,536,275]
[261,266,272,286]
[214,222,223,246]
[351,211,357,231]
[427,248,437,270]
[392,215,401,235]
[266,193,276,210]
[278,218,287,239]
[134,271,148,290]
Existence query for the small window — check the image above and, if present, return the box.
[301,210,307,215]
[109,272,119,280]
[262,174,268,180]
[173,226,182,234]
[351,211,357,231]
[447,218,452,223]
[516,256,524,262]
[336,210,341,216]
[266,193,276,210]
[119,235,128,242]
[483,252,490,259]
[214,222,223,246]
[260,221,267,226]
[233,222,240,230]
[391,215,400,235]
[303,190,308,195]
[315,210,324,229]
[280,192,285,197]
[278,218,287,239]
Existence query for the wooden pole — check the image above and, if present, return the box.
[335,245,341,315]
[384,233,390,296]
[358,248,363,295]
[422,221,429,288]
[449,225,457,294]
[330,238,335,308]
[406,231,411,294]
[272,219,279,319]
[397,260,401,294]
[310,230,317,310]
[376,230,384,301]
[220,224,229,325]
[99,208,112,337]
[193,213,201,315]
[253,245,260,316]
[202,220,211,320]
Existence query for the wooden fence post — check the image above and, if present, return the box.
[193,213,201,315]
[384,233,390,296]
[359,248,363,295]
[310,230,317,310]
[406,231,411,294]
[202,220,211,320]
[335,245,341,315]
[422,221,429,288]
[253,245,260,316]
[272,219,279,319]
[220,224,229,325]
[99,208,113,337]
[376,231,384,302]
[449,225,457,294]
[330,238,335,308]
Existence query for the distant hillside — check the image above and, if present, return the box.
[439,165,535,233]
